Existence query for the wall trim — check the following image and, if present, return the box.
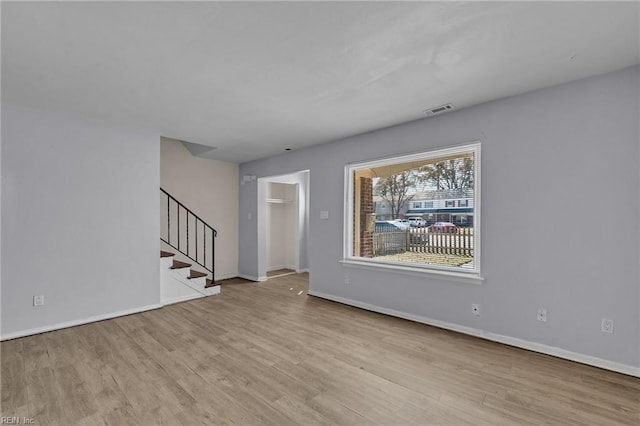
[233,272,307,281]
[237,273,267,282]
[339,259,483,284]
[216,272,239,281]
[267,265,297,272]
[0,303,163,341]
[161,293,204,306]
[307,290,640,378]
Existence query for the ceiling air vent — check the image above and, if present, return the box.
[424,103,454,117]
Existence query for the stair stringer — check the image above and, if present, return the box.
[160,257,220,306]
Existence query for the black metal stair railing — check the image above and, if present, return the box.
[160,188,217,280]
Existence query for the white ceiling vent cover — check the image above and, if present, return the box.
[424,103,454,117]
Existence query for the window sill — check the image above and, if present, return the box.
[339,259,484,285]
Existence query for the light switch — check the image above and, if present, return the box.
[320,210,329,220]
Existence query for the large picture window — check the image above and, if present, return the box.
[344,142,480,277]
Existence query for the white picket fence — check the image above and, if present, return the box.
[373,227,474,256]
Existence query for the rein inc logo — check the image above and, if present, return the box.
[1,418,35,425]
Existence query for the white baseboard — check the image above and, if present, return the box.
[162,293,204,306]
[266,265,281,272]
[296,268,309,273]
[267,265,296,272]
[307,290,640,378]
[216,272,239,281]
[237,274,258,281]
[237,274,267,282]
[0,303,163,341]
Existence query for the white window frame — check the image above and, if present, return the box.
[342,142,482,283]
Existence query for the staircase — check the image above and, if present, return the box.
[160,251,220,303]
[160,188,221,304]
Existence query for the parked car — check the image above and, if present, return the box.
[375,221,405,232]
[388,219,410,230]
[407,217,427,227]
[428,222,458,233]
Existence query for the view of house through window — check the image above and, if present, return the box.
[347,143,480,273]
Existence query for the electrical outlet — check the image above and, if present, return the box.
[344,274,350,285]
[537,308,547,322]
[601,318,614,334]
[471,304,480,316]
[33,295,45,307]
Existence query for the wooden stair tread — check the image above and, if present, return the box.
[170,260,191,269]
[160,251,175,258]
[205,279,220,289]
[188,270,207,279]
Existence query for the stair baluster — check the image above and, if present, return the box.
[160,188,217,281]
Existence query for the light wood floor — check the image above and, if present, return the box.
[2,273,639,425]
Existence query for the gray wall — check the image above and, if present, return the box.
[0,103,3,335]
[1,104,160,336]
[240,66,640,368]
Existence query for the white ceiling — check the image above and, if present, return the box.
[2,2,639,163]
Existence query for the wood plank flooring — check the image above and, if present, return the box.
[2,273,639,425]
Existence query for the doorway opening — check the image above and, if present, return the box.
[257,171,310,281]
